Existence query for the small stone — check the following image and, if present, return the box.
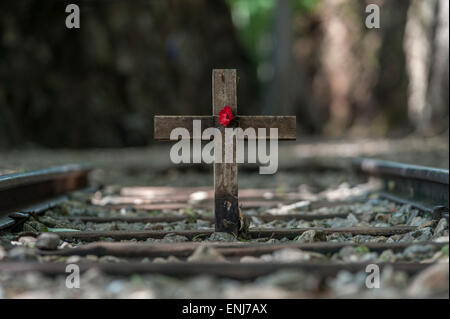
[127,290,156,299]
[162,234,189,243]
[272,248,326,262]
[412,227,433,241]
[434,236,449,243]
[187,245,226,262]
[99,255,122,263]
[0,246,6,261]
[390,209,407,226]
[346,213,359,226]
[297,230,326,243]
[8,247,38,261]
[434,218,448,238]
[240,256,262,263]
[86,255,98,261]
[409,216,425,227]
[207,232,237,242]
[167,255,181,262]
[66,255,81,264]
[326,232,352,242]
[403,245,435,260]
[380,266,408,288]
[379,249,396,262]
[35,233,60,250]
[18,236,37,248]
[375,213,391,223]
[256,269,318,290]
[107,280,125,294]
[408,263,449,297]
[153,257,166,263]
[418,220,436,229]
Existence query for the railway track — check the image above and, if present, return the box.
[0,158,448,298]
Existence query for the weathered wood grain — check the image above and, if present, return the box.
[213,69,239,233]
[154,115,296,140]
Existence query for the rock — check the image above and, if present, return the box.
[153,257,166,263]
[86,255,98,262]
[126,290,156,299]
[271,248,326,262]
[412,227,433,241]
[167,256,181,262]
[408,263,449,297]
[66,255,81,264]
[162,234,189,243]
[346,213,359,226]
[375,213,391,223]
[37,216,59,227]
[256,269,318,290]
[8,247,38,261]
[0,246,6,261]
[18,236,37,248]
[240,256,262,263]
[409,216,424,227]
[338,246,376,262]
[399,233,414,242]
[35,233,60,250]
[379,249,396,262]
[207,232,237,242]
[434,236,449,243]
[99,255,122,263]
[326,232,352,242]
[403,245,435,260]
[107,280,125,295]
[418,220,436,229]
[23,220,48,232]
[390,210,407,225]
[434,218,448,238]
[328,270,367,296]
[187,245,226,262]
[297,230,326,243]
[380,266,408,288]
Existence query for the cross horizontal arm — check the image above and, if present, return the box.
[154,116,296,140]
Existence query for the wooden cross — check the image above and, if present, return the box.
[154,69,296,234]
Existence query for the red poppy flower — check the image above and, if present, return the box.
[218,106,234,127]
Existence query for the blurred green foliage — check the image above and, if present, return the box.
[225,0,319,76]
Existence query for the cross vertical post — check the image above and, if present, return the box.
[212,69,240,233]
[154,68,296,235]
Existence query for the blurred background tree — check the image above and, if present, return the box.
[0,0,448,149]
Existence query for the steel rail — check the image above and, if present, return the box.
[0,164,92,229]
[353,158,449,213]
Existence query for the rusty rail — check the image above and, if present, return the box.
[353,158,449,214]
[0,164,92,230]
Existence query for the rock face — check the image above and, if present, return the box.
[35,233,61,250]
